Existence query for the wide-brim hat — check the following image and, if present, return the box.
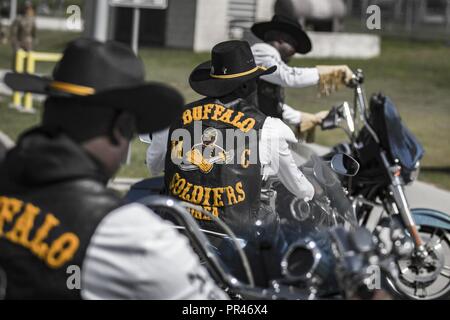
[4,38,183,134]
[189,40,276,97]
[251,14,312,54]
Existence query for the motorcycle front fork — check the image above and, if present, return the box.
[377,151,427,256]
[388,183,428,258]
[353,183,427,257]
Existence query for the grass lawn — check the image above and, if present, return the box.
[0,31,449,190]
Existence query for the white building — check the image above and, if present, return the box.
[88,0,380,59]
[107,0,276,51]
[161,0,276,51]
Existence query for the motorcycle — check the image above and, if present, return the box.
[126,153,406,299]
[316,69,450,299]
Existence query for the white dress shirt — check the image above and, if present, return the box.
[251,42,320,126]
[145,129,169,176]
[145,114,315,201]
[81,203,229,300]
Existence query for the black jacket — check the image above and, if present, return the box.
[0,127,121,299]
[257,79,284,119]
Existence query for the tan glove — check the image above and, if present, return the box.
[316,65,354,96]
[314,110,329,123]
[299,127,316,143]
[299,111,329,133]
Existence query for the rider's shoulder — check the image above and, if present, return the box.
[263,117,298,143]
[184,97,213,109]
[101,202,176,236]
[251,42,280,59]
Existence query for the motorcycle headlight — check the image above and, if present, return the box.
[407,161,420,185]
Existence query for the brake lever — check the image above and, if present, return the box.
[321,106,339,130]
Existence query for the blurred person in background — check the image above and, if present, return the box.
[0,19,7,45]
[0,38,228,300]
[10,1,37,52]
[250,14,353,140]
[10,1,37,73]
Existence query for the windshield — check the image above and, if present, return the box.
[300,154,357,229]
[274,153,357,234]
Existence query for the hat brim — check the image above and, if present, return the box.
[4,72,183,134]
[189,61,276,97]
[251,21,312,54]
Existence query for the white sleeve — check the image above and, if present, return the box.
[260,117,315,200]
[252,43,319,88]
[281,104,302,125]
[262,61,320,88]
[146,128,169,176]
[81,203,228,300]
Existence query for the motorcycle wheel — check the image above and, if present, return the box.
[386,225,450,300]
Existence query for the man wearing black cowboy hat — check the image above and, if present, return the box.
[148,40,314,238]
[0,38,227,300]
[251,14,353,137]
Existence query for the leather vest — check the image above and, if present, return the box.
[257,79,284,119]
[0,131,121,299]
[164,98,266,235]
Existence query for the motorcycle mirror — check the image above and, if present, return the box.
[330,153,360,177]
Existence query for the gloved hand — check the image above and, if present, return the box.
[314,110,329,123]
[316,65,354,96]
[299,111,329,133]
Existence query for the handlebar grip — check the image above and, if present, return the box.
[347,69,364,88]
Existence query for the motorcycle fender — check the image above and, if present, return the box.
[411,208,450,231]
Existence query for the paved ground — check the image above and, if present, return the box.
[405,181,450,213]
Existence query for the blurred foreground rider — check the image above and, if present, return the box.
[0,39,227,300]
[251,15,353,137]
[148,41,314,235]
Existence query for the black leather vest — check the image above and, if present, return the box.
[0,181,120,299]
[257,79,284,119]
[164,98,266,235]
[0,130,121,299]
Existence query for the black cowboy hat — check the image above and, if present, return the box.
[251,15,312,54]
[189,40,276,97]
[3,38,183,133]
